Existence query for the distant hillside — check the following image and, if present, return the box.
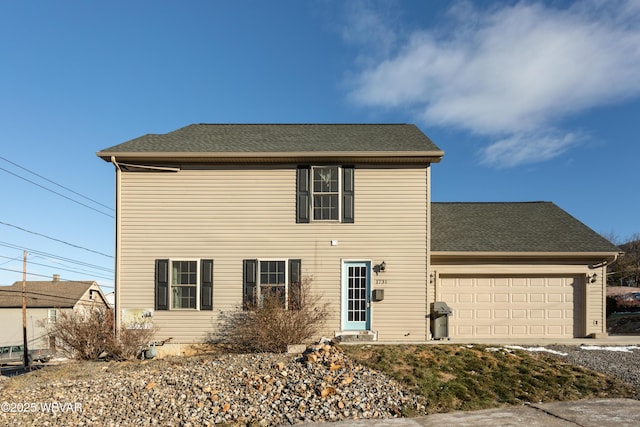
[608,237,640,287]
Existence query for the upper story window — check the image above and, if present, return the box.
[297,165,354,223]
[312,166,339,220]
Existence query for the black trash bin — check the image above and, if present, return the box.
[430,301,452,339]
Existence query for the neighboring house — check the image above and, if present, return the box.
[0,276,110,350]
[96,124,619,346]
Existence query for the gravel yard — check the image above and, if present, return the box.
[548,344,640,393]
[0,341,421,426]
[1,341,639,426]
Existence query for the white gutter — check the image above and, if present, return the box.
[117,162,181,172]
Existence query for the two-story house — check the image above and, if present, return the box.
[97,124,619,349]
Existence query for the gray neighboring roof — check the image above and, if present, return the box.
[97,124,443,158]
[432,202,620,253]
[0,281,97,308]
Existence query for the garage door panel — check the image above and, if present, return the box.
[439,276,579,339]
[494,293,509,303]
[512,293,527,303]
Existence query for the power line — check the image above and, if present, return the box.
[0,241,113,273]
[0,155,113,212]
[0,286,113,303]
[0,165,114,218]
[0,268,114,292]
[0,253,23,266]
[0,221,113,258]
[0,255,113,281]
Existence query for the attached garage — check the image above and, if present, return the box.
[437,275,583,339]
[430,202,621,340]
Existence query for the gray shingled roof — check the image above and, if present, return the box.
[0,281,96,308]
[432,202,619,253]
[97,124,442,156]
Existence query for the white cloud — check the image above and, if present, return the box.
[345,0,640,167]
[482,131,579,168]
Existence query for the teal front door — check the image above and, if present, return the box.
[342,261,371,330]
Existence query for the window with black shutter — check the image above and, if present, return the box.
[296,165,354,223]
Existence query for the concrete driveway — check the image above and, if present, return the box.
[306,398,640,427]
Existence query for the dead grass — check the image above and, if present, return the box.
[343,344,639,414]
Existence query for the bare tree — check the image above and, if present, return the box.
[608,232,640,287]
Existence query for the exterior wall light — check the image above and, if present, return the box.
[373,261,386,275]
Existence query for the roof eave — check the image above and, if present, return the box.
[431,251,620,260]
[97,151,445,164]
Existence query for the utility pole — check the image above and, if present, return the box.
[22,250,29,368]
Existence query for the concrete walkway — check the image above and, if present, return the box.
[306,399,640,427]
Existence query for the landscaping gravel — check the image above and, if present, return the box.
[0,340,423,426]
[2,342,640,426]
[548,344,640,393]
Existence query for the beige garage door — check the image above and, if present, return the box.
[438,276,582,339]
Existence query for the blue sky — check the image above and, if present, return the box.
[1,0,639,292]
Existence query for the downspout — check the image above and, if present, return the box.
[110,156,122,333]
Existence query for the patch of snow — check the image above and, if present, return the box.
[579,345,640,353]
[505,345,568,356]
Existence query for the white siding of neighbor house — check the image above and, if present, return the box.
[117,164,429,343]
[0,284,109,351]
[0,308,52,349]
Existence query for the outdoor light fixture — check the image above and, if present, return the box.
[588,273,598,283]
[373,261,386,275]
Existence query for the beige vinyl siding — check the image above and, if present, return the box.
[118,164,428,343]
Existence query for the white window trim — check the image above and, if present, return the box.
[47,308,57,324]
[169,259,200,310]
[311,165,342,222]
[257,259,289,309]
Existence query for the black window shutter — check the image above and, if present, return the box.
[155,259,169,310]
[296,166,310,223]
[243,259,258,309]
[342,166,354,223]
[288,259,302,310]
[200,259,214,310]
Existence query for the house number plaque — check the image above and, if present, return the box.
[375,279,387,285]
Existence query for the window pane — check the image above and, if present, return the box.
[171,261,197,309]
[172,261,197,285]
[313,167,338,192]
[260,285,285,308]
[313,194,339,220]
[172,285,196,309]
[260,261,286,285]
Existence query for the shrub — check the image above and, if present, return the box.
[217,276,329,353]
[44,306,156,360]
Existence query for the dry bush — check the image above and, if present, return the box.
[106,324,157,361]
[217,276,329,353]
[44,306,156,360]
